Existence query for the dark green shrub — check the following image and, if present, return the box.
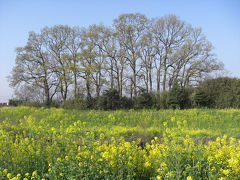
[156,91,169,109]
[8,99,24,106]
[193,89,210,107]
[120,96,134,109]
[99,89,121,110]
[168,82,186,109]
[196,77,240,108]
[61,97,86,110]
[134,90,156,109]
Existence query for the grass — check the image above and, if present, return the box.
[1,107,240,140]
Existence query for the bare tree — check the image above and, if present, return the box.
[152,15,189,91]
[114,13,149,97]
[64,26,83,98]
[139,27,156,93]
[9,14,224,105]
[42,25,72,101]
[9,31,57,105]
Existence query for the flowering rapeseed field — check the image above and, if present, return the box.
[0,107,240,179]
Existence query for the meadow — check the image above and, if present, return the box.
[0,107,240,179]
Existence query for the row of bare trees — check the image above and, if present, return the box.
[9,13,223,104]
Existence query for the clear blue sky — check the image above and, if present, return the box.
[0,0,239,102]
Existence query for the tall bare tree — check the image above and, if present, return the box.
[9,31,57,105]
[152,15,189,91]
[65,26,83,98]
[42,25,72,101]
[114,13,148,97]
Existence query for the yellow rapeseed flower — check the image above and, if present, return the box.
[32,171,38,177]
[222,169,230,176]
[3,169,8,174]
[144,161,151,168]
[7,173,11,179]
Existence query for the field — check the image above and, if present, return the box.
[0,107,240,179]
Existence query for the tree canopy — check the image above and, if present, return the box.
[9,13,223,106]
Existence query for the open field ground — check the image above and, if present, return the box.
[0,107,240,179]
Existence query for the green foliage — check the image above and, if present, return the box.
[134,90,156,109]
[8,99,23,106]
[168,82,187,109]
[193,89,210,107]
[99,89,121,110]
[61,97,86,110]
[120,96,134,109]
[85,96,96,109]
[197,77,240,108]
[156,91,169,109]
[9,77,240,110]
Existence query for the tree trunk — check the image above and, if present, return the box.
[110,59,114,89]
[163,65,167,91]
[86,79,91,99]
[74,72,77,98]
[44,78,50,105]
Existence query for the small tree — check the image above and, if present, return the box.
[134,89,155,109]
[156,91,169,109]
[99,89,120,110]
[120,96,134,109]
[168,82,186,109]
[193,89,210,107]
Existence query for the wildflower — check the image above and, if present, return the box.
[157,175,162,180]
[163,121,167,127]
[100,133,105,140]
[219,177,226,180]
[186,176,192,180]
[32,171,38,177]
[166,171,173,178]
[7,173,11,179]
[11,177,18,180]
[65,156,69,161]
[161,162,167,168]
[3,169,8,174]
[222,169,230,176]
[144,161,151,168]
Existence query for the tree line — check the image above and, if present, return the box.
[9,13,225,108]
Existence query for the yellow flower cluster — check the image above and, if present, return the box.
[0,107,240,179]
